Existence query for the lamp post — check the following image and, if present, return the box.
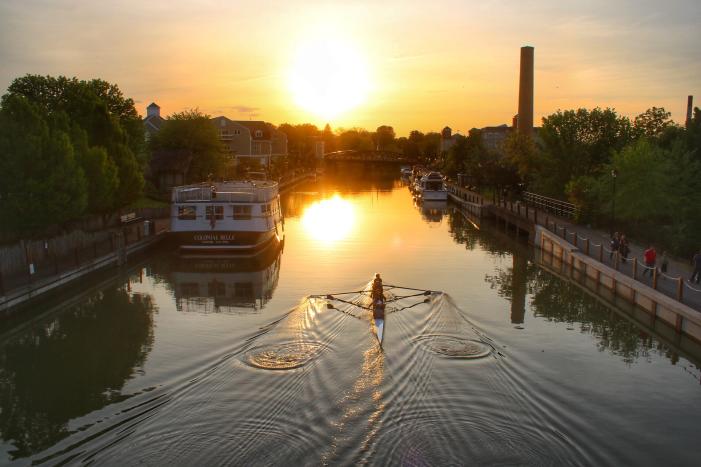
[611,168,618,236]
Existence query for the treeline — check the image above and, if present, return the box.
[277,123,442,164]
[0,75,146,235]
[442,106,701,256]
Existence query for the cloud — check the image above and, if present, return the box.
[229,105,260,114]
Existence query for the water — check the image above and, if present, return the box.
[1,166,700,465]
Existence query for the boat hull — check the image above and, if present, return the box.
[421,190,449,201]
[373,318,385,346]
[168,230,282,256]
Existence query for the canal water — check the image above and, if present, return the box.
[1,166,700,465]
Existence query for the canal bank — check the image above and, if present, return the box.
[447,182,701,347]
[0,171,316,313]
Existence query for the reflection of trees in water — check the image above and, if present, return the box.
[322,162,400,192]
[446,208,680,365]
[484,255,678,365]
[0,287,156,459]
[446,208,513,256]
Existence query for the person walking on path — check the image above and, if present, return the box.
[691,251,701,284]
[610,232,620,259]
[642,245,656,277]
[660,251,669,279]
[619,234,630,261]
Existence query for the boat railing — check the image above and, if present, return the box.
[173,183,278,203]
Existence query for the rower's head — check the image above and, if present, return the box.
[375,273,381,280]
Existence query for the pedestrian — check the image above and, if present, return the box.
[642,245,656,277]
[660,251,669,277]
[609,232,620,259]
[691,250,701,284]
[619,234,630,260]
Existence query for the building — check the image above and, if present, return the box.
[210,117,288,170]
[143,102,289,183]
[481,124,512,151]
[440,126,457,153]
[143,102,165,140]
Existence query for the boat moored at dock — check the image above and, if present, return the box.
[170,180,284,255]
[418,171,448,200]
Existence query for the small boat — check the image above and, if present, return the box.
[372,299,385,346]
[418,171,448,201]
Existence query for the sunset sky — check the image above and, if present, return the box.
[1,0,699,135]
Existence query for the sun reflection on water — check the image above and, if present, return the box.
[301,195,356,243]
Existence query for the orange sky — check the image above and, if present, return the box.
[1,0,699,135]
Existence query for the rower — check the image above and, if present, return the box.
[371,273,383,301]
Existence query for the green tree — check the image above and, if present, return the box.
[70,127,119,213]
[572,138,701,252]
[536,107,633,197]
[0,96,87,233]
[503,131,538,186]
[4,74,145,207]
[151,109,225,183]
[633,107,675,139]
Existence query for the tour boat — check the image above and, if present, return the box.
[418,172,449,201]
[170,180,284,255]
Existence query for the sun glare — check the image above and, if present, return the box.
[288,38,370,120]
[302,195,356,243]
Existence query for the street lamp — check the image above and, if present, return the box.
[611,168,618,236]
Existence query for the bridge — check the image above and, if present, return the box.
[323,150,416,164]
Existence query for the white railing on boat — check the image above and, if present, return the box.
[173,182,278,204]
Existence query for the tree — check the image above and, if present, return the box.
[503,131,538,188]
[0,96,87,233]
[403,130,424,160]
[151,109,225,183]
[633,107,675,139]
[569,138,701,253]
[337,128,374,151]
[322,123,336,153]
[4,74,146,207]
[535,107,633,197]
[373,125,395,150]
[70,126,119,213]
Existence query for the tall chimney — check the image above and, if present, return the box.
[517,46,534,135]
[686,95,693,128]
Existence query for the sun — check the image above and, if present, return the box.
[288,37,371,120]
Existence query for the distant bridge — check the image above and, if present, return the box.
[323,150,416,164]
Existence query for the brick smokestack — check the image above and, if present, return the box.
[517,46,534,135]
[686,95,694,128]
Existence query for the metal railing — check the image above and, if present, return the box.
[523,192,579,220]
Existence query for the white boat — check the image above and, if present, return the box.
[418,172,448,201]
[170,179,284,255]
[374,316,385,346]
[372,298,386,347]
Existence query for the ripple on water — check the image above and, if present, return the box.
[242,342,327,370]
[413,334,492,359]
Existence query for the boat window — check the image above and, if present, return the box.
[261,204,271,215]
[178,206,197,220]
[205,205,224,220]
[233,205,252,220]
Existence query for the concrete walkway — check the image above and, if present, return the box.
[497,199,701,313]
